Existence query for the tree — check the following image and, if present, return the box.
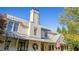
[57,27,61,33]
[59,7,79,50]
[61,26,67,34]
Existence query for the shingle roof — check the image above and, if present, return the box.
[3,31,64,44]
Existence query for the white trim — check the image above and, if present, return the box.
[11,22,14,32]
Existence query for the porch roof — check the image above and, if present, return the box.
[3,32,65,44]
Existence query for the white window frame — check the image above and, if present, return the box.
[6,20,19,32]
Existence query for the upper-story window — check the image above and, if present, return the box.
[44,31,48,39]
[7,20,14,32]
[41,28,48,39]
[7,20,19,32]
[13,22,19,32]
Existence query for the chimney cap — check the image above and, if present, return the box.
[32,8,39,11]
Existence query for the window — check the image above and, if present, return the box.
[7,20,19,32]
[41,29,48,39]
[4,40,11,50]
[7,20,14,32]
[13,22,19,32]
[45,31,48,38]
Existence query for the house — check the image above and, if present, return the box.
[0,8,66,51]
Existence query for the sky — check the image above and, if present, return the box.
[0,7,65,31]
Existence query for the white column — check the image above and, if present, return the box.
[16,39,19,51]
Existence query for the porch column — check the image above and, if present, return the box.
[63,44,66,51]
[16,39,19,51]
[27,40,30,51]
[54,44,56,51]
[26,40,29,51]
[3,39,6,50]
[4,36,8,50]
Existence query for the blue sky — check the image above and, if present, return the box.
[0,7,64,31]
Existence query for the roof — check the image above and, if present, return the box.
[41,25,58,34]
[52,34,65,44]
[6,14,28,24]
[52,34,61,42]
[41,25,52,31]
[3,31,64,44]
[6,14,57,33]
[1,13,64,44]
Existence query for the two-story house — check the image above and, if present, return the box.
[0,8,67,51]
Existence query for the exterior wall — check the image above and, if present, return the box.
[0,43,4,51]
[30,9,39,24]
[43,42,49,51]
[37,26,41,38]
[28,41,53,51]
[18,23,28,35]
[28,40,41,51]
[28,9,41,38]
[28,22,41,38]
[0,36,5,51]
[6,14,29,35]
[0,37,17,51]
[9,39,17,51]
[28,22,34,36]
[0,42,4,51]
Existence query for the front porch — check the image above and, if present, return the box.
[0,37,71,51]
[0,32,73,51]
